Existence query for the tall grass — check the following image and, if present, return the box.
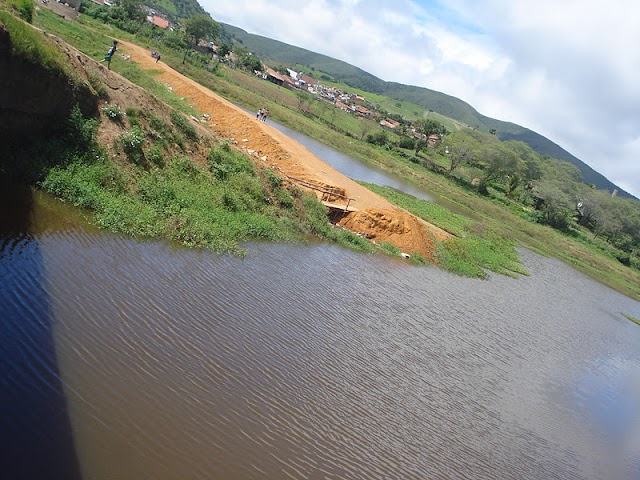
[0,10,70,74]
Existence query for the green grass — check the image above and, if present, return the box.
[621,313,640,327]
[360,182,528,278]
[0,9,72,75]
[37,108,373,255]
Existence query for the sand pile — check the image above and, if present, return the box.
[338,208,438,259]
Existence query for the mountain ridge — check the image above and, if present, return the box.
[220,22,635,199]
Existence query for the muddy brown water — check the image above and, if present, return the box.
[1,189,640,480]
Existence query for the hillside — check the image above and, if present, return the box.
[221,23,635,199]
[145,0,205,22]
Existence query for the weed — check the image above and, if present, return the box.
[86,68,108,98]
[121,125,145,153]
[621,313,640,326]
[147,143,165,167]
[170,110,198,142]
[103,103,122,121]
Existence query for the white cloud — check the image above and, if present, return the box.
[202,0,640,198]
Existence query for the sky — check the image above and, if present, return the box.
[201,0,640,199]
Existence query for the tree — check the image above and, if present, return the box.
[238,53,263,72]
[414,118,446,155]
[504,140,543,184]
[216,43,232,60]
[115,0,144,22]
[184,14,220,47]
[295,90,314,114]
[482,142,523,182]
[441,130,482,175]
[531,180,576,229]
[314,98,330,121]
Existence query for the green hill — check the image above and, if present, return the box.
[146,0,206,22]
[221,23,634,199]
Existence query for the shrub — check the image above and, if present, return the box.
[397,137,416,150]
[147,143,164,167]
[207,144,254,180]
[10,0,34,23]
[170,111,198,142]
[275,189,294,209]
[265,168,283,189]
[102,103,122,121]
[171,155,200,178]
[121,125,145,153]
[66,105,99,149]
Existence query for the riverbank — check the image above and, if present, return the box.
[114,39,450,260]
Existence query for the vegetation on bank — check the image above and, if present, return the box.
[622,313,640,327]
[360,183,528,278]
[0,6,375,256]
[39,107,375,255]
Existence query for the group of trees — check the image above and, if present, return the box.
[420,128,639,266]
[344,107,639,267]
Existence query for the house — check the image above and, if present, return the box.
[335,101,352,112]
[147,15,169,29]
[298,72,318,87]
[354,105,372,118]
[263,67,286,87]
[380,118,400,131]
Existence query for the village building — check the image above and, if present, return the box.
[146,15,169,29]
[380,118,401,131]
[354,105,373,118]
[334,101,352,112]
[263,67,286,87]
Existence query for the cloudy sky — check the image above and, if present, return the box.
[201,0,640,198]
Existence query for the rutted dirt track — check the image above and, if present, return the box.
[118,41,451,258]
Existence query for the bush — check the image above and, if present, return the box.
[102,103,122,121]
[265,168,283,189]
[147,143,164,167]
[207,144,254,180]
[121,125,145,153]
[170,111,198,142]
[10,0,34,23]
[66,105,99,149]
[397,137,416,150]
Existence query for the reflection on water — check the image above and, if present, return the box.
[1,191,640,479]
[0,188,82,480]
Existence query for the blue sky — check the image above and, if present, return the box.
[202,0,640,198]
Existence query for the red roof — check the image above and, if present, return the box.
[152,16,169,29]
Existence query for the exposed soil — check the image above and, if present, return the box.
[111,40,452,258]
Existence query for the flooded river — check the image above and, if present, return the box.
[2,188,640,480]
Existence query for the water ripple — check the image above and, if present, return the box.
[2,219,640,479]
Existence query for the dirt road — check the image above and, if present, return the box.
[117,40,450,258]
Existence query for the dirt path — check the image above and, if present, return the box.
[116,40,451,258]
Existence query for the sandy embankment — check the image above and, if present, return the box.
[118,41,451,259]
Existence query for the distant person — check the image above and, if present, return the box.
[156,54,161,63]
[99,40,118,69]
[256,108,264,120]
[262,109,269,122]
